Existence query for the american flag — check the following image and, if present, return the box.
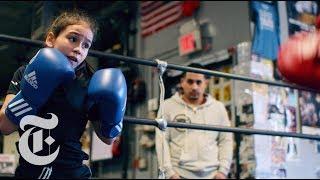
[140,1,184,37]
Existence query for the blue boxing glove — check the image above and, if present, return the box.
[87,68,127,138]
[5,48,75,125]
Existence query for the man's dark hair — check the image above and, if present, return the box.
[181,63,210,79]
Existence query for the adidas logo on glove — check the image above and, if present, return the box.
[24,71,38,89]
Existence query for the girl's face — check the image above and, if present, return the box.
[45,21,93,69]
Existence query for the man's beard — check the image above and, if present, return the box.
[188,92,200,100]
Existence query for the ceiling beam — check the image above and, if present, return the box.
[96,1,129,20]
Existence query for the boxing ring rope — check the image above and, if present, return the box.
[1,34,320,141]
[0,34,316,92]
[124,116,320,141]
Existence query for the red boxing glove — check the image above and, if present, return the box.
[182,0,200,17]
[316,15,320,29]
[277,31,320,90]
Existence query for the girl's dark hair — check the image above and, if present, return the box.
[46,10,99,41]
